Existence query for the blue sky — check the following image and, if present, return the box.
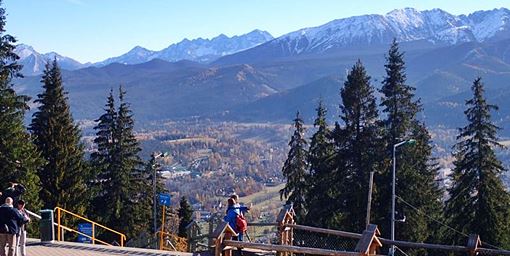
[5,0,509,63]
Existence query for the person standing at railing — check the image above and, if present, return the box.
[14,200,29,256]
[0,197,25,256]
[223,197,248,256]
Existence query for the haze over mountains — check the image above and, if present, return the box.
[13,7,510,134]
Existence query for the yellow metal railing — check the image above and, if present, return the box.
[55,207,127,247]
[156,231,177,251]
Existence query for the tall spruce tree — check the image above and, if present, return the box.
[304,100,335,227]
[90,86,151,241]
[375,40,442,244]
[445,78,510,247]
[30,59,89,214]
[89,89,116,220]
[0,1,43,213]
[334,60,382,232]
[114,86,152,236]
[178,196,193,238]
[280,111,309,222]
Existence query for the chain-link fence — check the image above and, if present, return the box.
[292,228,358,252]
[379,244,510,256]
[246,224,278,244]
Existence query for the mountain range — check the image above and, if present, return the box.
[15,29,273,76]
[216,7,510,64]
[13,7,510,135]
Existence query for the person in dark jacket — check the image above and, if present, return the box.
[0,197,26,256]
[0,183,25,205]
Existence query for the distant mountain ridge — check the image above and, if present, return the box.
[216,7,510,64]
[94,29,273,66]
[14,44,87,76]
[15,29,274,75]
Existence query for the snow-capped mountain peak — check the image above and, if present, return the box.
[95,29,274,66]
[268,7,510,56]
[15,44,38,59]
[14,44,86,76]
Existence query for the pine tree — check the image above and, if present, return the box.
[113,86,152,237]
[445,77,510,247]
[333,60,382,232]
[178,196,193,238]
[89,89,116,220]
[280,112,309,222]
[304,100,335,227]
[375,40,442,244]
[0,1,43,214]
[30,59,89,214]
[90,86,152,241]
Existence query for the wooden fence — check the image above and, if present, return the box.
[208,204,510,256]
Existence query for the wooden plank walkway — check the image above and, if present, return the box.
[25,238,194,256]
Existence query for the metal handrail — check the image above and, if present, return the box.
[54,207,126,247]
[155,231,177,251]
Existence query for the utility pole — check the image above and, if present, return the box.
[152,153,158,234]
[390,139,415,256]
[152,152,169,234]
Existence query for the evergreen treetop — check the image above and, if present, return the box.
[304,100,335,227]
[445,77,510,247]
[375,40,442,245]
[90,85,150,240]
[280,111,309,222]
[178,196,194,238]
[30,59,89,214]
[0,0,43,217]
[333,60,382,232]
[380,39,421,145]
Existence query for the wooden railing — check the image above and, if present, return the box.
[210,204,510,256]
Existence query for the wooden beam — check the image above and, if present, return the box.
[224,240,362,256]
[378,237,468,252]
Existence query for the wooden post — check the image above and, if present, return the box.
[366,171,374,228]
[276,204,295,256]
[160,205,166,250]
[354,224,382,256]
[212,222,237,256]
[466,234,481,256]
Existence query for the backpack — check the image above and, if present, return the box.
[235,214,247,232]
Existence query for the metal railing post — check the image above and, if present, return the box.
[160,205,166,250]
[92,223,95,245]
[57,208,61,242]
